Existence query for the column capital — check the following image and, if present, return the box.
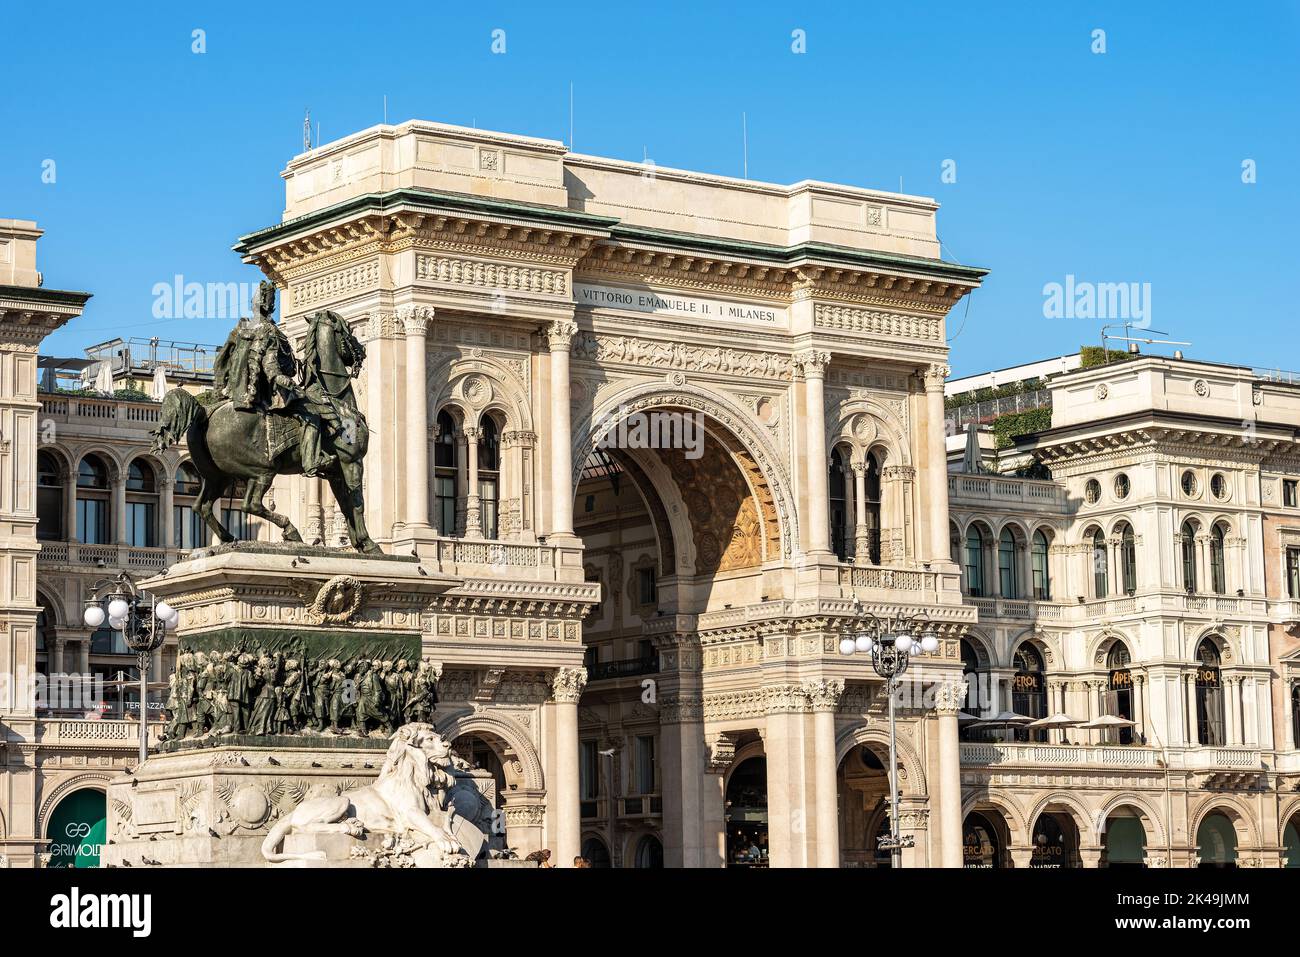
[934,679,969,715]
[705,731,738,775]
[923,364,950,391]
[545,321,578,350]
[803,677,845,712]
[462,426,482,441]
[398,305,434,337]
[551,666,588,703]
[793,349,831,378]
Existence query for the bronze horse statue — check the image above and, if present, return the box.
[151,310,381,553]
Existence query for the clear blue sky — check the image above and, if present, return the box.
[3,1,1296,376]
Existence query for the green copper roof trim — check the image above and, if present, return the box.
[0,284,93,306]
[234,187,987,282]
[233,187,620,254]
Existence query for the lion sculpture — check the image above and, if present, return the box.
[262,723,467,866]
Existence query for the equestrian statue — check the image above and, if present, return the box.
[151,281,380,553]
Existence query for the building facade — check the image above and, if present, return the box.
[2,122,1298,868]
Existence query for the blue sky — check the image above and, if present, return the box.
[3,1,1296,375]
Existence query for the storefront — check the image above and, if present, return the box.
[962,812,1004,868]
[725,757,768,868]
[1030,812,1080,868]
[1101,811,1147,868]
[1196,812,1238,869]
[45,788,107,869]
[1107,644,1135,745]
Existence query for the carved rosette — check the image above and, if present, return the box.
[551,666,588,703]
[933,679,969,715]
[803,677,845,713]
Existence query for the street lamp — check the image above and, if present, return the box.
[83,571,177,766]
[838,608,940,868]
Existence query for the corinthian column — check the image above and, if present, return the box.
[403,307,432,530]
[551,665,587,867]
[796,350,832,557]
[924,364,951,563]
[805,678,845,867]
[935,678,966,868]
[546,322,578,539]
[463,426,482,538]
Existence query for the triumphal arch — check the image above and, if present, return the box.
[233,120,985,867]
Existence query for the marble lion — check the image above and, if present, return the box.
[261,722,465,865]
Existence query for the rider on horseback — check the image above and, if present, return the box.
[213,282,331,476]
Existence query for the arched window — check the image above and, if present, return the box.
[434,410,458,536]
[960,638,987,735]
[75,455,110,544]
[964,526,986,597]
[1119,523,1137,594]
[1106,642,1135,745]
[864,450,882,564]
[1209,523,1227,594]
[998,528,1021,599]
[1181,520,1199,592]
[829,448,849,562]
[1012,644,1048,741]
[478,416,500,539]
[124,460,157,547]
[1091,528,1108,598]
[173,463,206,549]
[634,834,664,868]
[1195,639,1225,746]
[1031,530,1051,600]
[37,451,64,541]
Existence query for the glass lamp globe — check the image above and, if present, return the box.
[155,601,173,621]
[920,632,940,654]
[107,597,130,620]
[855,634,873,654]
[895,634,914,653]
[838,637,856,656]
[108,616,125,631]
[166,608,180,626]
[83,605,106,629]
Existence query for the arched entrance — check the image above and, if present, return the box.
[1283,813,1300,868]
[45,787,106,869]
[451,734,508,812]
[1196,811,1238,869]
[1100,807,1148,868]
[725,756,768,868]
[1030,811,1081,868]
[581,835,611,868]
[837,743,894,868]
[633,834,663,868]
[962,810,1009,868]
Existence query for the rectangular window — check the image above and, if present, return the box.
[435,474,456,535]
[580,740,600,800]
[222,508,251,541]
[479,476,498,539]
[634,735,656,795]
[37,487,63,541]
[76,498,108,544]
[1287,548,1300,600]
[637,567,657,606]
[1285,480,1299,508]
[126,502,156,547]
[174,505,207,549]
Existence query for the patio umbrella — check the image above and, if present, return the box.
[956,711,983,724]
[970,711,1033,741]
[1080,713,1136,745]
[962,424,983,474]
[1028,712,1083,744]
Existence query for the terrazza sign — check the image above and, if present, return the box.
[574,283,786,327]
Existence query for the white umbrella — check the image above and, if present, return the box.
[151,365,168,400]
[94,360,114,394]
[1028,713,1082,728]
[976,710,1034,726]
[956,711,982,724]
[1080,714,1134,729]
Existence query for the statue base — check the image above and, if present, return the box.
[103,740,502,868]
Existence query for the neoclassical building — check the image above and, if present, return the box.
[4,121,1299,868]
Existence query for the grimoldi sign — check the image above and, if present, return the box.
[574,282,787,327]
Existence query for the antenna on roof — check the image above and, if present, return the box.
[1100,322,1190,361]
[569,82,574,150]
[742,112,748,179]
[303,108,312,151]
[383,94,388,125]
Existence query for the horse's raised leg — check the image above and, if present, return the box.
[198,477,235,544]
[243,473,303,543]
[328,462,380,554]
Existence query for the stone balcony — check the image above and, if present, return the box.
[969,592,1268,623]
[947,473,1067,510]
[33,717,164,749]
[960,741,1266,772]
[39,393,161,428]
[39,540,170,572]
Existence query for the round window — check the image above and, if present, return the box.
[1181,470,1199,498]
[1114,473,1131,500]
[1084,479,1102,505]
[1210,473,1229,501]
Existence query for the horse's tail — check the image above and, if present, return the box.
[151,389,206,454]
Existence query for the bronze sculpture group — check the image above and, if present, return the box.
[164,650,440,741]
[151,281,380,552]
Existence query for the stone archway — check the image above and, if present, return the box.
[43,784,108,869]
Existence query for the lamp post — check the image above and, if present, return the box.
[83,571,177,766]
[838,608,939,868]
